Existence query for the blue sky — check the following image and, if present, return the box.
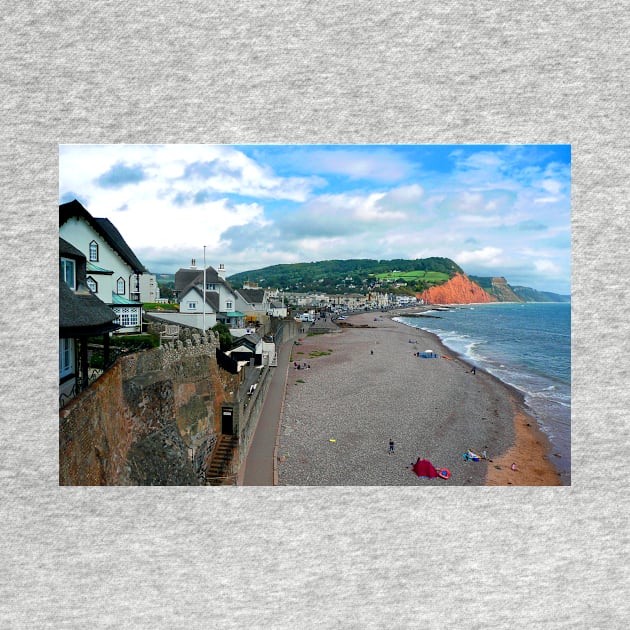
[59,144,571,293]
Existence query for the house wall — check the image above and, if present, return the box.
[214,284,237,312]
[59,331,228,485]
[139,273,159,302]
[60,217,135,303]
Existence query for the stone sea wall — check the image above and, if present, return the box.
[59,330,229,485]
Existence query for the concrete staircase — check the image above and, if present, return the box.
[206,434,238,485]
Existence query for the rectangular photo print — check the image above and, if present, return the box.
[59,144,571,486]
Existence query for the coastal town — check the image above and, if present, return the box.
[60,198,562,486]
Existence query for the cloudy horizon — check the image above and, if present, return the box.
[59,144,571,294]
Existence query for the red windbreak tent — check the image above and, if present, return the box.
[412,459,438,478]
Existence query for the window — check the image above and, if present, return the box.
[89,240,99,261]
[60,257,76,289]
[114,306,139,328]
[187,302,197,310]
[226,300,233,310]
[59,338,74,378]
[116,277,125,294]
[86,276,97,293]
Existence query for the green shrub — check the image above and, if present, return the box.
[212,322,233,351]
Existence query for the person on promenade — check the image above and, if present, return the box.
[471,366,476,375]
[389,439,395,454]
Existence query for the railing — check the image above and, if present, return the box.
[59,367,105,409]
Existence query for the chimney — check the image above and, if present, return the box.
[218,263,226,280]
[191,258,196,268]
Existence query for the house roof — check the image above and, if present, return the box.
[174,268,203,292]
[59,237,85,259]
[111,293,142,305]
[237,288,265,304]
[232,333,261,350]
[60,280,121,336]
[60,199,147,273]
[60,237,120,336]
[174,265,234,294]
[86,261,114,275]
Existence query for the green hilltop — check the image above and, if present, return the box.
[228,257,463,295]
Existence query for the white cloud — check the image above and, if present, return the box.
[297,148,415,182]
[385,184,424,203]
[455,246,503,265]
[534,259,561,274]
[540,179,563,195]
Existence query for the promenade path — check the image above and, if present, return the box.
[238,317,341,485]
[239,339,292,485]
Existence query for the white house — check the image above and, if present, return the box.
[59,237,120,406]
[174,261,244,330]
[60,199,148,333]
[175,284,218,330]
[268,300,288,318]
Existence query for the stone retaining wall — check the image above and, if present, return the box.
[59,330,228,485]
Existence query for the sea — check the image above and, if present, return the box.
[394,302,571,483]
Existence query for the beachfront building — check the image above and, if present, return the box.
[173,261,244,330]
[59,238,120,407]
[268,300,288,318]
[59,199,149,333]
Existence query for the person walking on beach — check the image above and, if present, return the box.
[389,439,395,455]
[471,366,476,375]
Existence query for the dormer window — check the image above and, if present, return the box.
[116,277,125,295]
[89,240,99,261]
[86,276,97,293]
[61,257,76,290]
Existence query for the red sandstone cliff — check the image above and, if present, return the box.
[417,273,497,304]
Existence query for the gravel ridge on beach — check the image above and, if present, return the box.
[277,311,518,486]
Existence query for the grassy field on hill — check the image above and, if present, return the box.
[373,270,450,284]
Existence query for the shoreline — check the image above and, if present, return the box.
[389,306,563,485]
[277,309,561,486]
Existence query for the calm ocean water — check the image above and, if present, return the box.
[395,302,571,482]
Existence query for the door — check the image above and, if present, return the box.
[221,406,234,435]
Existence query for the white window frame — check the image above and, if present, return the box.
[61,257,76,290]
[59,338,74,378]
[89,240,99,261]
[86,276,97,293]
[116,277,126,295]
[226,300,233,310]
[114,306,139,328]
[187,301,197,310]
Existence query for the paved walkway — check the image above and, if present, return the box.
[239,339,293,485]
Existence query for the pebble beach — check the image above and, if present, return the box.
[277,310,561,486]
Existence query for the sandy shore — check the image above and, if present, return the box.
[277,310,561,486]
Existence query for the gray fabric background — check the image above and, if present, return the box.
[1,1,627,627]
